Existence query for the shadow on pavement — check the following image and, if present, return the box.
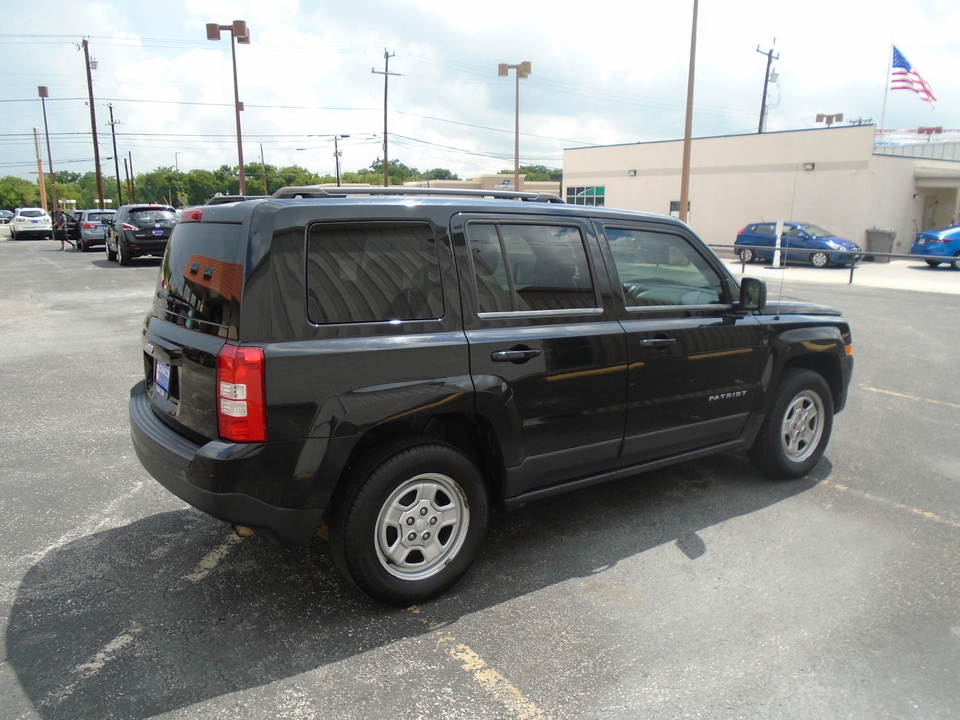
[6,452,824,719]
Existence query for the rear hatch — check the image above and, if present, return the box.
[127,206,177,240]
[141,210,246,442]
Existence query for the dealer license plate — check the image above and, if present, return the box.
[155,359,171,395]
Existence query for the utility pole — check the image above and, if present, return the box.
[107,104,123,206]
[260,143,268,195]
[679,0,698,224]
[757,41,779,134]
[128,151,136,203]
[81,39,106,209]
[372,49,401,186]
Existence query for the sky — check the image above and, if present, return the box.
[2,0,959,184]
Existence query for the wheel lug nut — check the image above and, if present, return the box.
[429,516,438,526]
[406,517,415,526]
[420,507,428,516]
[407,532,417,542]
[422,532,431,541]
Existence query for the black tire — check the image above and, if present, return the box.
[738,248,755,263]
[926,260,941,268]
[951,253,960,271]
[119,246,132,266]
[747,368,834,479]
[106,238,117,261]
[78,240,87,252]
[329,438,489,606]
[9,227,16,241]
[810,251,830,268]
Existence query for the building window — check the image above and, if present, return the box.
[566,186,605,206]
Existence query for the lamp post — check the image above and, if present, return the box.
[206,20,250,195]
[498,61,531,191]
[37,86,58,212]
[175,152,181,171]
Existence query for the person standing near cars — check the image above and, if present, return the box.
[54,209,74,250]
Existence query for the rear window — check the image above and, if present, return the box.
[87,212,114,223]
[306,222,443,324]
[131,208,177,222]
[19,210,46,219]
[155,223,244,336]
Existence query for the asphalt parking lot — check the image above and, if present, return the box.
[1,237,958,720]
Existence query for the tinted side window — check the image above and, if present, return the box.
[466,222,597,313]
[752,224,775,236]
[606,228,723,307]
[307,222,443,324]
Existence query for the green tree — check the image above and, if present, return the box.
[425,168,460,180]
[0,176,40,209]
[497,164,560,181]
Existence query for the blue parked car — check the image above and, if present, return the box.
[911,225,960,270]
[735,222,862,267]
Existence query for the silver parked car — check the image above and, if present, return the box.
[71,209,117,252]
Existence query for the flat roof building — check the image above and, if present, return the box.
[563,125,960,254]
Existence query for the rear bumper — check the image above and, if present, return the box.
[129,381,323,545]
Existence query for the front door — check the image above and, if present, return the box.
[599,222,768,465]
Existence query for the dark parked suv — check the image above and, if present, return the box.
[106,203,177,265]
[130,187,854,605]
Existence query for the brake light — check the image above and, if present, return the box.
[737,227,747,237]
[82,222,97,229]
[180,208,203,223]
[121,222,139,231]
[216,344,266,442]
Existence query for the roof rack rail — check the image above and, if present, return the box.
[270,186,565,203]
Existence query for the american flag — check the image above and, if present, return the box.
[891,45,937,107]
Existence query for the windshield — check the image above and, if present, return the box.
[800,224,834,238]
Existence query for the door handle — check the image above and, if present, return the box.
[639,337,677,349]
[491,348,541,363]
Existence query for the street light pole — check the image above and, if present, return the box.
[37,86,58,212]
[207,20,250,195]
[175,152,181,172]
[498,61,531,191]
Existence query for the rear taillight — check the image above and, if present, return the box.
[216,344,266,443]
[82,222,97,229]
[737,227,747,237]
[180,208,203,223]
[121,222,138,231]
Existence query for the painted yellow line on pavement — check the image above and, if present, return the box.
[864,386,960,410]
[438,635,546,720]
[822,481,960,530]
[182,534,243,583]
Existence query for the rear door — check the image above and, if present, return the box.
[455,214,628,497]
[599,222,767,465]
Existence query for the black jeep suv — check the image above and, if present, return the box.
[130,187,853,605]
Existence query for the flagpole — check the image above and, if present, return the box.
[879,43,893,136]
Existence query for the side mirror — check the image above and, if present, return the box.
[739,277,767,311]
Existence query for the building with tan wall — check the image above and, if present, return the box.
[563,125,960,254]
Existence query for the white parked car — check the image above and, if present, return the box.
[10,208,53,240]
